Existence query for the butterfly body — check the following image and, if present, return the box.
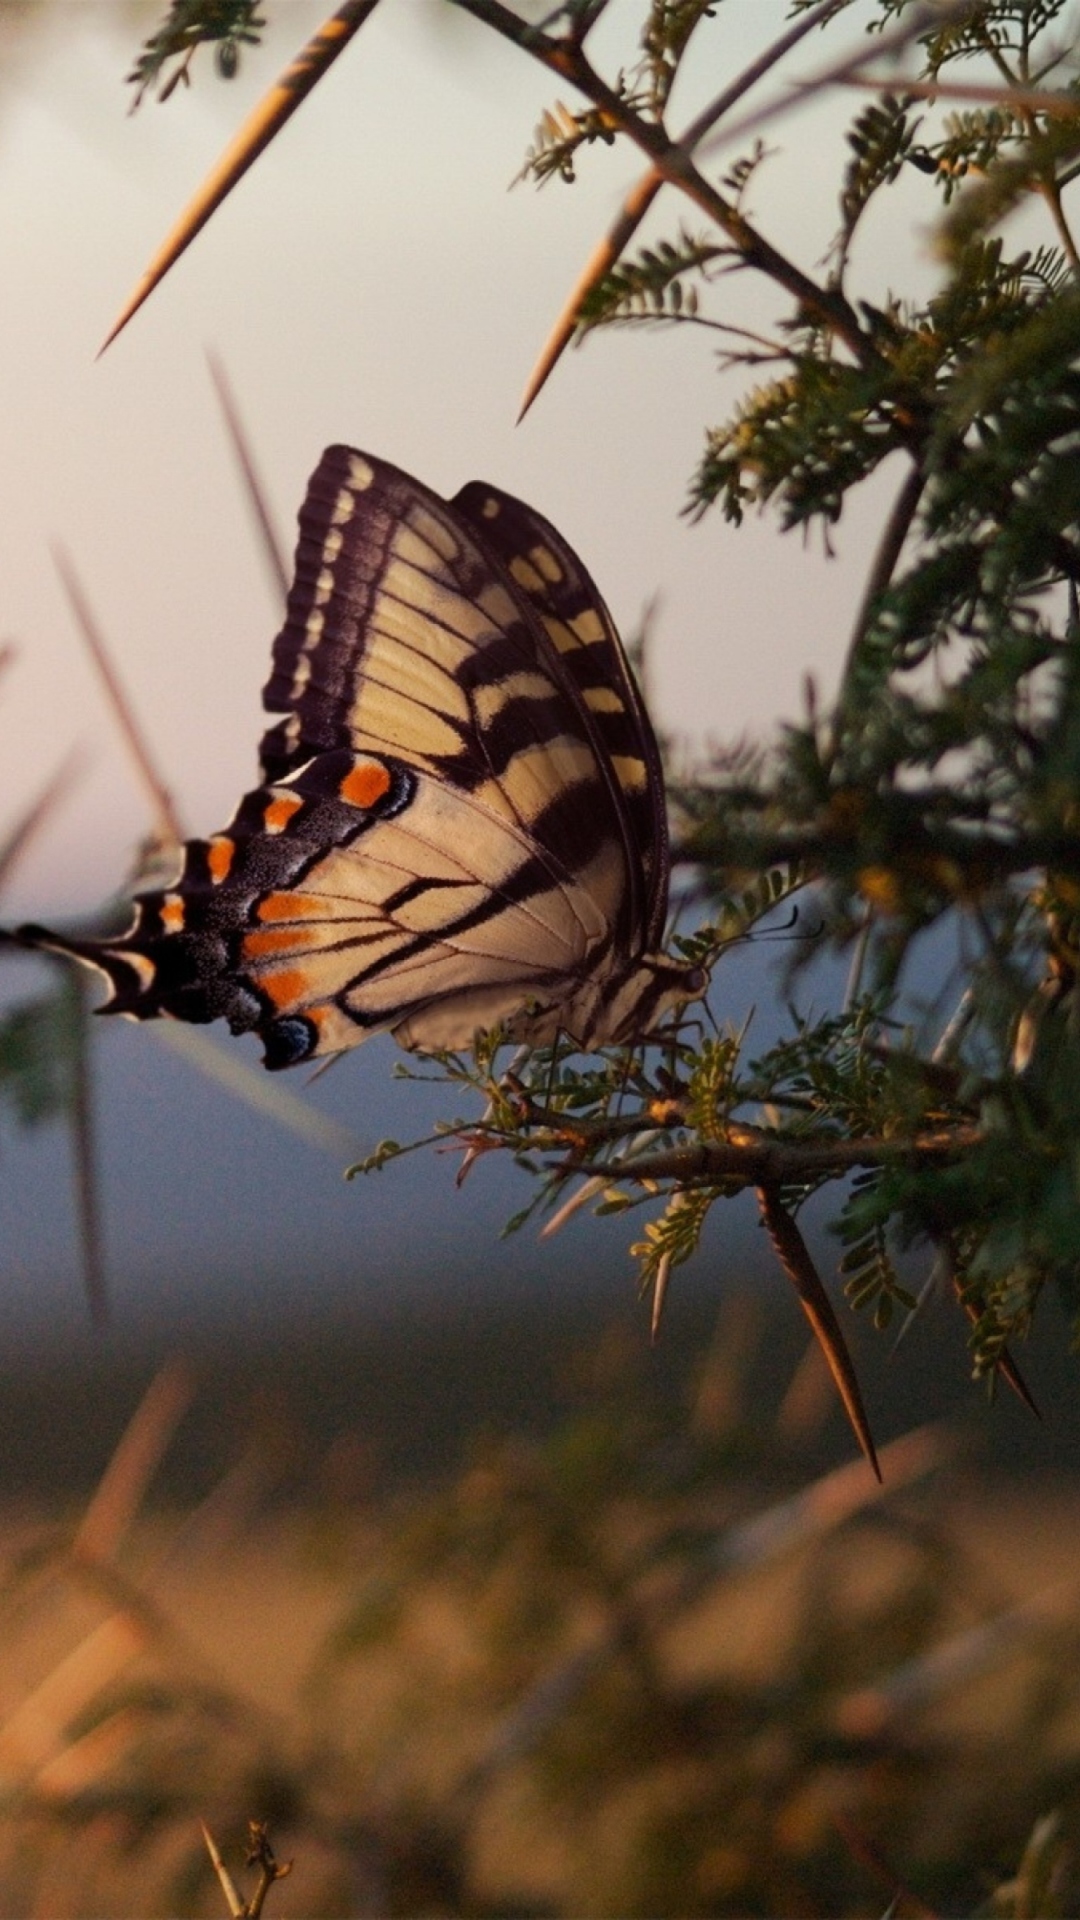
[24,448,700,1067]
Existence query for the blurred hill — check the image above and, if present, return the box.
[1,1254,1078,1507]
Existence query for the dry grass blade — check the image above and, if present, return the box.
[757,1184,881,1480]
[0,748,84,897]
[835,1577,1080,1741]
[73,1357,195,1565]
[206,350,289,601]
[101,0,383,353]
[0,739,103,1323]
[456,1419,946,1810]
[33,1706,144,1803]
[0,1613,149,1790]
[148,1019,365,1159]
[681,1422,947,1594]
[774,1333,842,1447]
[52,547,184,850]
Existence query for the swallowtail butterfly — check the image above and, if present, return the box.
[23,448,702,1068]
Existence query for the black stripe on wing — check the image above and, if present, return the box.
[260,448,591,789]
[453,479,670,950]
[22,751,417,1034]
[256,445,641,953]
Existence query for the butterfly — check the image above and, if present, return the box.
[22,447,703,1069]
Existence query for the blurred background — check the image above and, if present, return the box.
[0,2,1078,1912]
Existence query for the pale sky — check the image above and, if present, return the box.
[0,0,933,918]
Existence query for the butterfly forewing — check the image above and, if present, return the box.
[453,479,669,949]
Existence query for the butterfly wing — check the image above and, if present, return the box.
[452,479,670,950]
[35,448,653,1067]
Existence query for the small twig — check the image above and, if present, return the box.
[201,1820,293,1919]
[74,1358,195,1564]
[837,458,927,704]
[52,547,185,850]
[454,0,869,358]
[845,71,1080,118]
[244,1823,294,1919]
[206,351,290,601]
[695,0,983,163]
[0,747,84,896]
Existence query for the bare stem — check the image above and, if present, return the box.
[563,1123,982,1190]
[838,458,927,698]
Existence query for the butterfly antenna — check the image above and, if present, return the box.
[52,547,185,852]
[101,1,382,353]
[302,1049,345,1089]
[206,350,290,603]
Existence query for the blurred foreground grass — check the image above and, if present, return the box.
[0,1287,1076,1916]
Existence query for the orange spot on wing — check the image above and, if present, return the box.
[340,759,392,809]
[159,896,184,933]
[259,967,311,1011]
[258,890,323,922]
[264,793,304,832]
[243,926,318,959]
[207,836,234,883]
